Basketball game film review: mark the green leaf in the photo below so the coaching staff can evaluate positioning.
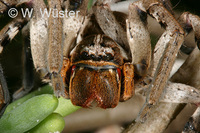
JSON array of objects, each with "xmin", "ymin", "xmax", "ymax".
[
  {"xmin": 0, "ymin": 94, "xmax": 58, "ymax": 133},
  {"xmin": 27, "ymin": 113, "xmax": 65, "ymax": 133},
  {"xmin": 4, "ymin": 85, "xmax": 53, "ymax": 114},
  {"xmin": 54, "ymin": 96, "xmax": 80, "ymax": 117}
]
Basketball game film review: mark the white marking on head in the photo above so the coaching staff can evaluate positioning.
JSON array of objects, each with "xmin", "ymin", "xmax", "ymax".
[
  {"xmin": 83, "ymin": 34, "xmax": 114, "ymax": 56},
  {"xmin": 84, "ymin": 45, "xmax": 114, "ymax": 56}
]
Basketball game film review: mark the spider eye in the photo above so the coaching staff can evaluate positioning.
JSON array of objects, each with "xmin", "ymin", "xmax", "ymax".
[
  {"xmin": 100, "ymin": 43, "xmax": 106, "ymax": 47},
  {"xmin": 107, "ymin": 53, "xmax": 114, "ymax": 60},
  {"xmin": 90, "ymin": 43, "xmax": 95, "ymax": 46},
  {"xmin": 103, "ymin": 53, "xmax": 114, "ymax": 61},
  {"xmin": 81, "ymin": 51, "xmax": 89, "ymax": 60},
  {"xmin": 97, "ymin": 55, "xmax": 103, "ymax": 61},
  {"xmin": 90, "ymin": 54, "xmax": 95, "ymax": 60}
]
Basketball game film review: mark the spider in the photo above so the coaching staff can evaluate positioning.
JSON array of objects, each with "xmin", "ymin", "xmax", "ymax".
[{"xmin": 0, "ymin": 0, "xmax": 200, "ymax": 131}]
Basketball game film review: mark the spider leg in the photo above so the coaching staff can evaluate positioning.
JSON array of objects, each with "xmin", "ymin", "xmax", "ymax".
[
  {"xmin": 62, "ymin": 0, "xmax": 89, "ymax": 57},
  {"xmin": 93, "ymin": 1, "xmax": 132, "ymax": 60},
  {"xmin": 124, "ymin": 49, "xmax": 200, "ymax": 132},
  {"xmin": 0, "ymin": 63, "xmax": 10, "ymax": 117},
  {"xmin": 0, "ymin": 10, "xmax": 31, "ymax": 100},
  {"xmin": 183, "ymin": 107, "xmax": 200, "ymax": 133},
  {"xmin": 0, "ymin": 0, "xmax": 49, "ymax": 100},
  {"xmin": 30, "ymin": 0, "xmax": 48, "ymax": 78},
  {"xmin": 46, "ymin": 0, "xmax": 66, "ymax": 97},
  {"xmin": 126, "ymin": 2, "xmax": 151, "ymax": 77},
  {"xmin": 0, "ymin": 0, "xmax": 32, "ymax": 14},
  {"xmin": 30, "ymin": 0, "xmax": 65, "ymax": 98},
  {"xmin": 171, "ymin": 13, "xmax": 200, "ymax": 85},
  {"xmin": 0, "ymin": 0, "xmax": 10, "ymax": 13},
  {"xmin": 172, "ymin": 13, "xmax": 200, "ymax": 132},
  {"xmin": 178, "ymin": 12, "xmax": 200, "ymax": 50},
  {"xmin": 13, "ymin": 24, "xmax": 34, "ymax": 100},
  {"xmin": 124, "ymin": 9, "xmax": 200, "ymax": 132},
  {"xmin": 0, "ymin": 14, "xmax": 28, "ymax": 53},
  {"xmin": 129, "ymin": 0, "xmax": 184, "ymax": 122}
]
